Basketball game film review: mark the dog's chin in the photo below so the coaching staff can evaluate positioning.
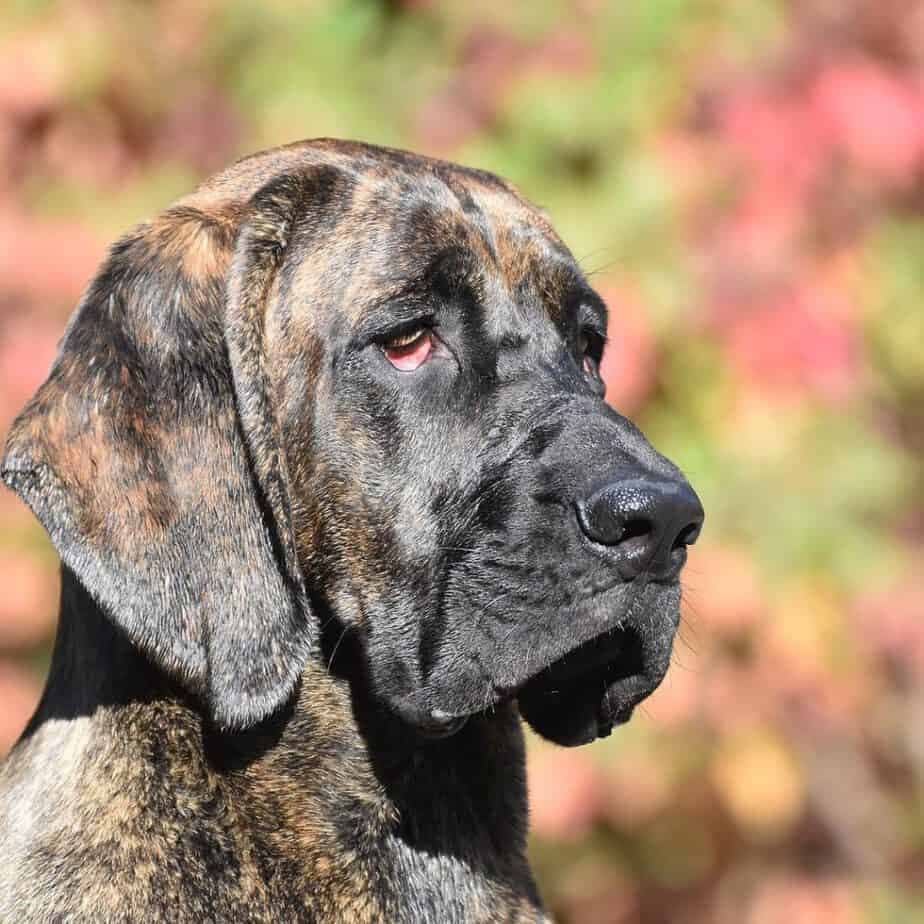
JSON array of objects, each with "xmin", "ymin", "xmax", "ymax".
[{"xmin": 517, "ymin": 624, "xmax": 661, "ymax": 747}]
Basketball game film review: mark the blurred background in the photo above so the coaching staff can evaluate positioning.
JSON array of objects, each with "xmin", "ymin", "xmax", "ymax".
[{"xmin": 0, "ymin": 1, "xmax": 922, "ymax": 921}]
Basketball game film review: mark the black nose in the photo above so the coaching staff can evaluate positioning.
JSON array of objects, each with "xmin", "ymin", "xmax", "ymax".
[{"xmin": 576, "ymin": 477, "xmax": 704, "ymax": 580}]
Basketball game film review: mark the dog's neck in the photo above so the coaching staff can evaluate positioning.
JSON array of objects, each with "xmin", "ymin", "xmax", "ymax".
[{"xmin": 25, "ymin": 570, "xmax": 544, "ymax": 920}]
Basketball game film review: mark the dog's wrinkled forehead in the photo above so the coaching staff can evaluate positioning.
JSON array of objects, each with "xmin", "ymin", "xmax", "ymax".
[{"xmin": 265, "ymin": 161, "xmax": 581, "ymax": 336}]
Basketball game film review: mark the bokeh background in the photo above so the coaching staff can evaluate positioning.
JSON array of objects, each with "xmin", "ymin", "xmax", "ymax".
[{"xmin": 1, "ymin": 1, "xmax": 922, "ymax": 921}]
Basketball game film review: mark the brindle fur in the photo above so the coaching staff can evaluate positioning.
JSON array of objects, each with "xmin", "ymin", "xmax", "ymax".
[{"xmin": 1, "ymin": 140, "xmax": 694, "ymax": 922}]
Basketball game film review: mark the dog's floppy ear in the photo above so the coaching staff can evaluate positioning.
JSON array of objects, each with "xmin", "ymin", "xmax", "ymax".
[{"xmin": 1, "ymin": 169, "xmax": 327, "ymax": 729}]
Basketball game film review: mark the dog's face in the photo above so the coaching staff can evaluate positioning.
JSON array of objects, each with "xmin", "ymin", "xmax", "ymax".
[
  {"xmin": 2, "ymin": 141, "xmax": 701, "ymax": 746},
  {"xmin": 264, "ymin": 153, "xmax": 703, "ymax": 747}
]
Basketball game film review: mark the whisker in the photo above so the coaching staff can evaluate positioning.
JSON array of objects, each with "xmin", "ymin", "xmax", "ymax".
[{"xmin": 327, "ymin": 625, "xmax": 350, "ymax": 670}]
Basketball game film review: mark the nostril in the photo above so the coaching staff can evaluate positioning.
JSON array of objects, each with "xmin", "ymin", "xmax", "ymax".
[
  {"xmin": 618, "ymin": 518, "xmax": 652, "ymax": 545},
  {"xmin": 575, "ymin": 499, "xmax": 655, "ymax": 552},
  {"xmin": 672, "ymin": 521, "xmax": 702, "ymax": 552},
  {"xmin": 614, "ymin": 519, "xmax": 655, "ymax": 562},
  {"xmin": 577, "ymin": 476, "xmax": 704, "ymax": 579}
]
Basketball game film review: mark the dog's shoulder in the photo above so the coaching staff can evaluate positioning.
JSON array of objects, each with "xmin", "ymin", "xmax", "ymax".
[
  {"xmin": 0, "ymin": 714, "xmax": 100, "ymax": 920},
  {"xmin": 0, "ymin": 704, "xmax": 277, "ymax": 922}
]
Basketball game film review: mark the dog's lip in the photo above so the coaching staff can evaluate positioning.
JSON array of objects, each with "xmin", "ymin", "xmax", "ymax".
[
  {"xmin": 515, "ymin": 626, "xmax": 642, "ymax": 707},
  {"xmin": 419, "ymin": 582, "xmax": 681, "ymax": 738},
  {"xmin": 519, "ymin": 626, "xmax": 634, "ymax": 689},
  {"xmin": 514, "ymin": 600, "xmax": 677, "ymax": 746},
  {"xmin": 496, "ymin": 592, "xmax": 648, "ymax": 703}
]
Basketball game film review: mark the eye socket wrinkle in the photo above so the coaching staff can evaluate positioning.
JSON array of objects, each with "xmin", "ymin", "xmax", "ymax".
[
  {"xmin": 350, "ymin": 249, "xmax": 483, "ymax": 349},
  {"xmin": 350, "ymin": 297, "xmax": 435, "ymax": 349},
  {"xmin": 424, "ymin": 246, "xmax": 483, "ymax": 304}
]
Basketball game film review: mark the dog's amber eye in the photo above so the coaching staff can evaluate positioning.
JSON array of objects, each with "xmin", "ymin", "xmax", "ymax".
[{"xmin": 383, "ymin": 327, "xmax": 434, "ymax": 372}]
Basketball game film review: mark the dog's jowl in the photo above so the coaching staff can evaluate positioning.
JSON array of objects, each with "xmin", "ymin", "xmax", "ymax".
[{"xmin": 0, "ymin": 140, "xmax": 703, "ymax": 922}]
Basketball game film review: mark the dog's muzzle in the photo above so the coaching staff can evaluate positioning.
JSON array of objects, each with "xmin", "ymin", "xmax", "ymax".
[{"xmin": 518, "ymin": 470, "xmax": 703, "ymax": 746}]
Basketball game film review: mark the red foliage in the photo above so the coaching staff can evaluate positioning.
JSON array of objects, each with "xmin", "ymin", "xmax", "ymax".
[
  {"xmin": 0, "ymin": 210, "xmax": 104, "ymax": 307},
  {"xmin": 719, "ymin": 285, "xmax": 860, "ymax": 403},
  {"xmin": 811, "ymin": 61, "xmax": 924, "ymax": 185},
  {"xmin": 599, "ymin": 283, "xmax": 658, "ymax": 414}
]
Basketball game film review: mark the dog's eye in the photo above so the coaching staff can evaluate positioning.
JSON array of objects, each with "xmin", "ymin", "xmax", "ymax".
[
  {"xmin": 383, "ymin": 327, "xmax": 435, "ymax": 372},
  {"xmin": 578, "ymin": 329, "xmax": 604, "ymax": 377}
]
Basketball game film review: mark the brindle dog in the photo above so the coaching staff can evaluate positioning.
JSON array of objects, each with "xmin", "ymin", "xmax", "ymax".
[{"xmin": 0, "ymin": 140, "xmax": 703, "ymax": 922}]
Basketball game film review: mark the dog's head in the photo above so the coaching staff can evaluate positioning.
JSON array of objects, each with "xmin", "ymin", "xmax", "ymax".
[{"xmin": 2, "ymin": 140, "xmax": 702, "ymax": 747}]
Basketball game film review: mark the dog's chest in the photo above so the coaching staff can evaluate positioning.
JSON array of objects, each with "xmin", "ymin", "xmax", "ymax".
[{"xmin": 0, "ymin": 712, "xmax": 549, "ymax": 923}]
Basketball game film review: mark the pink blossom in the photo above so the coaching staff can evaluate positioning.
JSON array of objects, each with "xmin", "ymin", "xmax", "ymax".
[
  {"xmin": 745, "ymin": 875, "xmax": 861, "ymax": 924},
  {"xmin": 0, "ymin": 316, "xmax": 62, "ymax": 411},
  {"xmin": 603, "ymin": 753, "xmax": 672, "ymax": 829},
  {"xmin": 528, "ymin": 746, "xmax": 605, "ymax": 840},
  {"xmin": 684, "ymin": 541, "xmax": 766, "ymax": 636},
  {"xmin": 701, "ymin": 662, "xmax": 774, "ymax": 734},
  {"xmin": 415, "ymin": 27, "xmax": 525, "ymax": 152},
  {"xmin": 0, "ymin": 210, "xmax": 104, "ymax": 306},
  {"xmin": 722, "ymin": 283, "xmax": 860, "ymax": 403},
  {"xmin": 527, "ymin": 30, "xmax": 595, "ymax": 78},
  {"xmin": 719, "ymin": 89, "xmax": 829, "ymax": 210},
  {"xmin": 854, "ymin": 573, "xmax": 924, "ymax": 677},
  {"xmin": 812, "ymin": 61, "xmax": 924, "ymax": 184},
  {"xmin": 0, "ymin": 552, "xmax": 58, "ymax": 651},
  {"xmin": 0, "ymin": 32, "xmax": 62, "ymax": 120},
  {"xmin": 645, "ymin": 652, "xmax": 702, "ymax": 728}
]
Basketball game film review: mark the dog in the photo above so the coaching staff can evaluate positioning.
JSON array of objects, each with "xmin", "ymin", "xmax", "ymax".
[{"xmin": 0, "ymin": 139, "xmax": 703, "ymax": 922}]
